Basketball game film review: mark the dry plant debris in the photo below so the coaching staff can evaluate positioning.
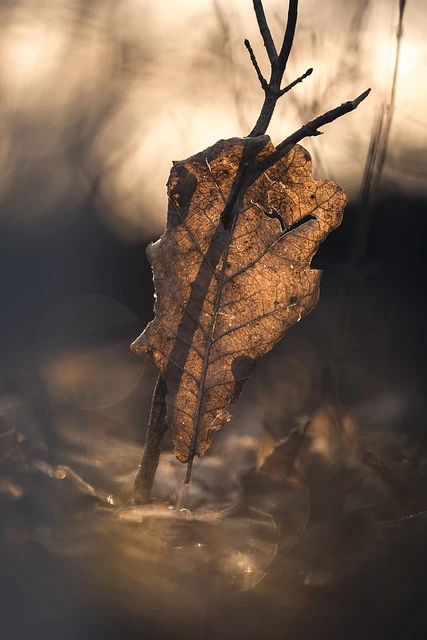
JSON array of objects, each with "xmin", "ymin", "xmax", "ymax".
[
  {"xmin": 131, "ymin": 0, "xmax": 369, "ymax": 498},
  {"xmin": 132, "ymin": 137, "xmax": 346, "ymax": 478}
]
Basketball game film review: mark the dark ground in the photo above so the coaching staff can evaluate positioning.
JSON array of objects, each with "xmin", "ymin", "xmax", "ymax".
[{"xmin": 1, "ymin": 185, "xmax": 427, "ymax": 639}]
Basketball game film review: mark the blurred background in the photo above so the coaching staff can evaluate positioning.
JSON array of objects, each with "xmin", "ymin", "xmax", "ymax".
[{"xmin": 1, "ymin": 0, "xmax": 427, "ymax": 639}]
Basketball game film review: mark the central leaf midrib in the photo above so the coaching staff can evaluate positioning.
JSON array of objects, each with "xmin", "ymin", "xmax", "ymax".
[{"xmin": 184, "ymin": 214, "xmax": 238, "ymax": 484}]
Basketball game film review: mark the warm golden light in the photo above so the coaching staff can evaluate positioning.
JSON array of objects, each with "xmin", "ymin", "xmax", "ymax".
[{"xmin": 0, "ymin": 0, "xmax": 424, "ymax": 240}]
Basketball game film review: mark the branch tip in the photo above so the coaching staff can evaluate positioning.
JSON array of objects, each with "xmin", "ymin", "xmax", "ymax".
[
  {"xmin": 279, "ymin": 66, "xmax": 313, "ymax": 96},
  {"xmin": 351, "ymin": 88, "xmax": 371, "ymax": 108},
  {"xmin": 275, "ymin": 86, "xmax": 371, "ymax": 156},
  {"xmin": 244, "ymin": 37, "xmax": 268, "ymax": 91}
]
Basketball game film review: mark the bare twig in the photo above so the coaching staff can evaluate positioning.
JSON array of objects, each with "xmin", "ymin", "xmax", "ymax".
[
  {"xmin": 247, "ymin": 0, "xmax": 369, "ymax": 142},
  {"xmin": 134, "ymin": 1, "xmax": 371, "ymax": 504},
  {"xmin": 253, "ymin": 0, "xmax": 278, "ymax": 62},
  {"xmin": 277, "ymin": 0, "xmax": 298, "ymax": 69},
  {"xmin": 248, "ymin": 0, "xmax": 301, "ymax": 136},
  {"xmin": 276, "ymin": 88, "xmax": 371, "ymax": 153},
  {"xmin": 252, "ymin": 89, "xmax": 371, "ymax": 177},
  {"xmin": 134, "ymin": 376, "xmax": 168, "ymax": 504},
  {"xmin": 279, "ymin": 67, "xmax": 312, "ymax": 96},
  {"xmin": 244, "ymin": 39, "xmax": 268, "ymax": 91},
  {"xmin": 349, "ymin": 0, "xmax": 406, "ymax": 269}
]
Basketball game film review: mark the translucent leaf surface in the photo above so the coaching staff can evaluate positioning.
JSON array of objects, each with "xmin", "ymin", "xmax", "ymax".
[{"xmin": 132, "ymin": 136, "xmax": 347, "ymax": 464}]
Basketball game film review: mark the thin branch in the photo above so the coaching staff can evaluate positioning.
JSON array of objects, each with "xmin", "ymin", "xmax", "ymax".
[
  {"xmin": 276, "ymin": 89, "xmax": 371, "ymax": 155},
  {"xmin": 279, "ymin": 67, "xmax": 312, "ymax": 96},
  {"xmin": 253, "ymin": 0, "xmax": 278, "ymax": 63},
  {"xmin": 134, "ymin": 375, "xmax": 168, "ymax": 504},
  {"xmin": 251, "ymin": 88, "xmax": 371, "ymax": 178},
  {"xmin": 244, "ymin": 39, "xmax": 269, "ymax": 91},
  {"xmin": 277, "ymin": 0, "xmax": 298, "ymax": 70},
  {"xmin": 349, "ymin": 0, "xmax": 406, "ymax": 270},
  {"xmin": 134, "ymin": 1, "xmax": 371, "ymax": 504},
  {"xmin": 248, "ymin": 0, "xmax": 303, "ymax": 136}
]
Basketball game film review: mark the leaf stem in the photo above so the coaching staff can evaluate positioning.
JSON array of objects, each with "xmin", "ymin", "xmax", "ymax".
[{"xmin": 134, "ymin": 375, "xmax": 168, "ymax": 504}]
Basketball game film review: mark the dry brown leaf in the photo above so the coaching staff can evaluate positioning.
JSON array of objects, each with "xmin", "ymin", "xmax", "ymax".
[{"xmin": 131, "ymin": 136, "xmax": 347, "ymax": 466}]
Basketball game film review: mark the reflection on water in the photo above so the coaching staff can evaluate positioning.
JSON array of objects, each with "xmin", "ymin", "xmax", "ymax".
[
  {"xmin": 0, "ymin": 422, "xmax": 285, "ymax": 628},
  {"xmin": 3, "ymin": 380, "xmax": 427, "ymax": 640},
  {"xmin": 1, "ymin": 281, "xmax": 427, "ymax": 638},
  {"xmin": 26, "ymin": 458, "xmax": 280, "ymax": 603},
  {"xmin": 102, "ymin": 502, "xmax": 278, "ymax": 594},
  {"xmin": 2, "ymin": 349, "xmax": 427, "ymax": 640}
]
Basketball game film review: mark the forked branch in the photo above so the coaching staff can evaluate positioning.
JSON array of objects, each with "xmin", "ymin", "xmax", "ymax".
[
  {"xmin": 248, "ymin": 0, "xmax": 302, "ymax": 136},
  {"xmin": 133, "ymin": 0, "xmax": 370, "ymax": 505},
  {"xmin": 246, "ymin": 0, "xmax": 369, "ymax": 140}
]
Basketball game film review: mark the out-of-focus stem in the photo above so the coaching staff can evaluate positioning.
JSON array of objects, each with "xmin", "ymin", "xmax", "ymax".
[{"xmin": 134, "ymin": 376, "xmax": 168, "ymax": 504}]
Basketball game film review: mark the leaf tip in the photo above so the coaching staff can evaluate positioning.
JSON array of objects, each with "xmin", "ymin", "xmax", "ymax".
[{"xmin": 130, "ymin": 335, "xmax": 145, "ymax": 355}]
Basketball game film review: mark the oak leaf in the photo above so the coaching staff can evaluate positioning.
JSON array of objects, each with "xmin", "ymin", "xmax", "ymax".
[{"xmin": 131, "ymin": 136, "xmax": 347, "ymax": 467}]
